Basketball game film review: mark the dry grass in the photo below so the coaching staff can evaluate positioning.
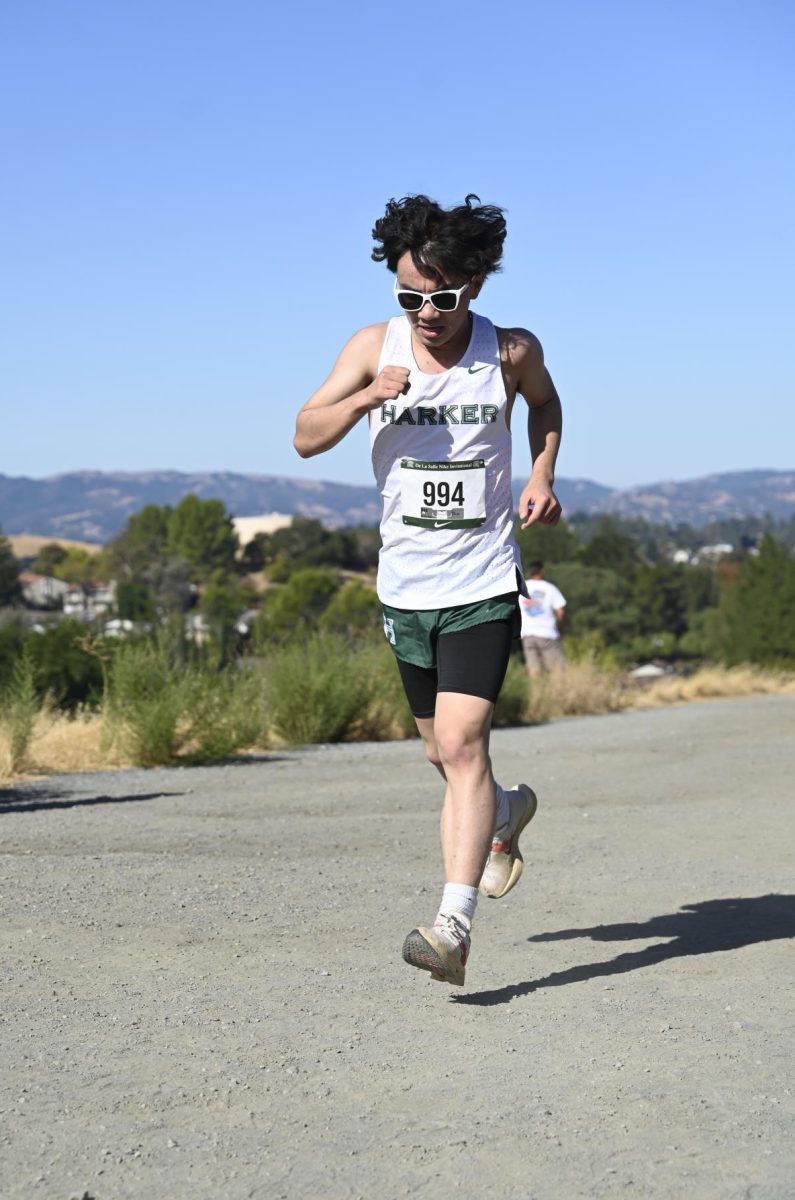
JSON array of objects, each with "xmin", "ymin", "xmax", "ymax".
[
  {"xmin": 0, "ymin": 708, "xmax": 131, "ymax": 782},
  {"xmin": 8, "ymin": 534, "xmax": 103, "ymax": 559},
  {"xmin": 630, "ymin": 664, "xmax": 795, "ymax": 707},
  {"xmin": 525, "ymin": 655, "xmax": 629, "ymax": 721},
  {"xmin": 2, "ymin": 662, "xmax": 793, "ymax": 786}
]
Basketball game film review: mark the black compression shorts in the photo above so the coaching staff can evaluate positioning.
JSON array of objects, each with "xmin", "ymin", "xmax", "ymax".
[{"xmin": 395, "ymin": 619, "xmax": 515, "ymax": 718}]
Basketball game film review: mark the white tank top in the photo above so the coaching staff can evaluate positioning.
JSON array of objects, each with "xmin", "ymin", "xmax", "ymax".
[{"xmin": 370, "ymin": 313, "xmax": 522, "ymax": 609}]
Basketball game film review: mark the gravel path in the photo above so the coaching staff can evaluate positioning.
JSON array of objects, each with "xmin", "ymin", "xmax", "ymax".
[{"xmin": 2, "ymin": 694, "xmax": 794, "ymax": 1200}]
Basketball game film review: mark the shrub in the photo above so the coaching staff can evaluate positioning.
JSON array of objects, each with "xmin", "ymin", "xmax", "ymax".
[
  {"xmin": 527, "ymin": 654, "xmax": 627, "ymax": 719},
  {"xmin": 104, "ymin": 637, "xmax": 266, "ymax": 766},
  {"xmin": 254, "ymin": 568, "xmax": 341, "ymax": 643},
  {"xmin": 0, "ymin": 650, "xmax": 40, "ymax": 774},
  {"xmin": 262, "ymin": 632, "xmax": 377, "ymax": 745},
  {"xmin": 493, "ymin": 657, "xmax": 531, "ymax": 726},
  {"xmin": 319, "ymin": 580, "xmax": 383, "ymax": 637},
  {"xmin": 179, "ymin": 668, "xmax": 266, "ymax": 764},
  {"xmin": 347, "ymin": 636, "xmax": 417, "ymax": 741},
  {"xmin": 104, "ymin": 640, "xmax": 187, "ymax": 766},
  {"xmin": 31, "ymin": 620, "xmax": 105, "ymax": 711}
]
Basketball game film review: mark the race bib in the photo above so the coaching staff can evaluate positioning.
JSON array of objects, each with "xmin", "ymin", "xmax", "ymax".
[{"xmin": 400, "ymin": 458, "xmax": 486, "ymax": 529}]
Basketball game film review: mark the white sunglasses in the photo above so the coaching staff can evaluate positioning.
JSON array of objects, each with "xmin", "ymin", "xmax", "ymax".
[{"xmin": 393, "ymin": 278, "xmax": 471, "ymax": 313}]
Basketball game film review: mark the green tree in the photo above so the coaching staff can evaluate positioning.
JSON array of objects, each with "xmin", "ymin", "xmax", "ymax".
[
  {"xmin": 166, "ymin": 495, "xmax": 238, "ymax": 581},
  {"xmin": 0, "ymin": 620, "xmax": 27, "ymax": 684},
  {"xmin": 515, "ymin": 518, "xmax": 580, "ymax": 569},
  {"xmin": 319, "ymin": 580, "xmax": 382, "ymax": 635},
  {"xmin": 254, "ymin": 567, "xmax": 341, "ymax": 643},
  {"xmin": 0, "ymin": 531, "xmax": 21, "ymax": 606},
  {"xmin": 550, "ymin": 562, "xmax": 638, "ymax": 647},
  {"xmin": 245, "ymin": 519, "xmax": 381, "ymax": 577},
  {"xmin": 51, "ymin": 547, "xmax": 97, "ymax": 586},
  {"xmin": 267, "ymin": 517, "xmax": 345, "ymax": 572},
  {"xmin": 240, "ymin": 531, "xmax": 271, "ymax": 573},
  {"xmin": 104, "ymin": 504, "xmax": 171, "ymax": 580},
  {"xmin": 632, "ymin": 563, "xmax": 691, "ymax": 638},
  {"xmin": 31, "ymin": 542, "xmax": 68, "ymax": 576},
  {"xmin": 116, "ymin": 580, "xmax": 155, "ymax": 622},
  {"xmin": 345, "ymin": 525, "xmax": 381, "ymax": 571},
  {"xmin": 31, "ymin": 621, "xmax": 106, "ymax": 710},
  {"xmin": 200, "ymin": 571, "xmax": 250, "ymax": 665},
  {"xmin": 580, "ymin": 517, "xmax": 644, "ymax": 580},
  {"xmin": 719, "ymin": 535, "xmax": 795, "ymax": 665}
]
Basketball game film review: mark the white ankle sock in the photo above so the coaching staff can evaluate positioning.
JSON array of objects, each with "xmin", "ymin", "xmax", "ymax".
[
  {"xmin": 494, "ymin": 782, "xmax": 511, "ymax": 832},
  {"xmin": 438, "ymin": 883, "xmax": 478, "ymax": 925}
]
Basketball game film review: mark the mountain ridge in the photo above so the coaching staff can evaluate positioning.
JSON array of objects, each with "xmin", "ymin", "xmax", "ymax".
[{"xmin": 1, "ymin": 468, "xmax": 794, "ymax": 543}]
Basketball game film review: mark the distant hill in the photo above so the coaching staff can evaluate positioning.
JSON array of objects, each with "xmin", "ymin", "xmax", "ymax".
[{"xmin": 1, "ymin": 468, "xmax": 794, "ymax": 544}]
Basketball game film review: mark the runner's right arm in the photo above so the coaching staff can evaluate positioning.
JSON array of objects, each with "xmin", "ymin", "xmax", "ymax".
[{"xmin": 294, "ymin": 324, "xmax": 410, "ymax": 458}]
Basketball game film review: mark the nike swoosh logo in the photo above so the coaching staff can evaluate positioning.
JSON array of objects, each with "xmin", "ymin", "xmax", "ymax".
[{"xmin": 468, "ymin": 365, "xmax": 488, "ymax": 374}]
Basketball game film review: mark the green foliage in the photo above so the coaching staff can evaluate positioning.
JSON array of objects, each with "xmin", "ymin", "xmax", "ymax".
[
  {"xmin": 580, "ymin": 517, "xmax": 644, "ymax": 579},
  {"xmin": 0, "ymin": 531, "xmax": 21, "ymax": 606},
  {"xmin": 677, "ymin": 607, "xmax": 726, "ymax": 660},
  {"xmin": 563, "ymin": 629, "xmax": 622, "ymax": 670},
  {"xmin": 318, "ymin": 580, "xmax": 382, "ymax": 635},
  {"xmin": 106, "ymin": 497, "xmax": 238, "ymax": 593},
  {"xmin": 632, "ymin": 563, "xmax": 690, "ymax": 638},
  {"xmin": 31, "ymin": 542, "xmax": 68, "ymax": 576},
  {"xmin": 244, "ymin": 517, "xmax": 381, "ymax": 577},
  {"xmin": 166, "ymin": 495, "xmax": 238, "ymax": 581},
  {"xmin": 492, "ymin": 657, "xmax": 531, "ymax": 726},
  {"xmin": 514, "ymin": 518, "xmax": 580, "ymax": 569},
  {"xmin": 550, "ymin": 562, "xmax": 638, "ymax": 645},
  {"xmin": 0, "ymin": 648, "xmax": 40, "ymax": 772},
  {"xmin": 625, "ymin": 631, "xmax": 680, "ymax": 662},
  {"xmin": 116, "ymin": 580, "xmax": 155, "ymax": 622},
  {"xmin": 263, "ymin": 632, "xmax": 373, "ymax": 745},
  {"xmin": 104, "ymin": 504, "xmax": 171, "ymax": 579},
  {"xmin": 347, "ymin": 637, "xmax": 417, "ymax": 740},
  {"xmin": 0, "ymin": 620, "xmax": 27, "ymax": 683},
  {"xmin": 50, "ymin": 547, "xmax": 97, "ymax": 585},
  {"xmin": 30, "ymin": 620, "xmax": 106, "ymax": 711},
  {"xmin": 200, "ymin": 570, "xmax": 251, "ymax": 665},
  {"xmin": 254, "ymin": 567, "xmax": 341, "ymax": 643},
  {"xmin": 103, "ymin": 639, "xmax": 185, "ymax": 766},
  {"xmin": 719, "ymin": 535, "xmax": 795, "ymax": 666},
  {"xmin": 178, "ymin": 669, "xmax": 266, "ymax": 765},
  {"xmin": 571, "ymin": 513, "xmax": 675, "ymax": 563},
  {"xmin": 104, "ymin": 636, "xmax": 265, "ymax": 766},
  {"xmin": 0, "ymin": 619, "xmax": 104, "ymax": 712},
  {"xmin": 240, "ymin": 532, "xmax": 270, "ymax": 573}
]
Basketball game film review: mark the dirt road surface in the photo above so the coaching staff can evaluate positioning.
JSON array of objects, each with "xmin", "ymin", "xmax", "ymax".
[{"xmin": 2, "ymin": 694, "xmax": 794, "ymax": 1200}]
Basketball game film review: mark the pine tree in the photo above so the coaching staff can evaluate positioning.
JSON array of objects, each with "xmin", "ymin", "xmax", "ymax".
[{"xmin": 720, "ymin": 535, "xmax": 795, "ymax": 665}]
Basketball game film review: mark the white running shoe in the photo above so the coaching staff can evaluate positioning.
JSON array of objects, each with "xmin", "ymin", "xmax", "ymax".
[
  {"xmin": 402, "ymin": 912, "xmax": 471, "ymax": 987},
  {"xmin": 479, "ymin": 783, "xmax": 538, "ymax": 899}
]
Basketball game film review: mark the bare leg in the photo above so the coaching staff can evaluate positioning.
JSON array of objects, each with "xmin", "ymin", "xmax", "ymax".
[
  {"xmin": 415, "ymin": 714, "xmax": 446, "ymax": 783},
  {"xmin": 432, "ymin": 692, "xmax": 496, "ymax": 887},
  {"xmin": 416, "ymin": 708, "xmax": 501, "ymax": 883}
]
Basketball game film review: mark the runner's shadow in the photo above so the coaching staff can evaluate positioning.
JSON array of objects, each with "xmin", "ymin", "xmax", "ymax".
[
  {"xmin": 455, "ymin": 894, "xmax": 795, "ymax": 1006},
  {"xmin": 0, "ymin": 789, "xmax": 185, "ymax": 815}
]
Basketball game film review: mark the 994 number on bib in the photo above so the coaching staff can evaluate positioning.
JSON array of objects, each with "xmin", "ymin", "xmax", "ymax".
[{"xmin": 400, "ymin": 458, "xmax": 486, "ymax": 529}]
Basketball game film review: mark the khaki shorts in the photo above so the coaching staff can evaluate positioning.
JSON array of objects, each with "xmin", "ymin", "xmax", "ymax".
[{"xmin": 521, "ymin": 635, "xmax": 564, "ymax": 673}]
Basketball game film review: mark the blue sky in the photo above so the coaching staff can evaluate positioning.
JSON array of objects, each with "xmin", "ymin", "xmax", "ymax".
[{"xmin": 2, "ymin": 0, "xmax": 793, "ymax": 493}]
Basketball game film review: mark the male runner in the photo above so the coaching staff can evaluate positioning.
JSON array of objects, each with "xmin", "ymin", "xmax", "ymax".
[{"xmin": 294, "ymin": 194, "xmax": 562, "ymax": 986}]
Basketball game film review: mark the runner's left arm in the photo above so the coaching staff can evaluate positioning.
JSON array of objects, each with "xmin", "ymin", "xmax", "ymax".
[{"xmin": 510, "ymin": 330, "xmax": 563, "ymax": 528}]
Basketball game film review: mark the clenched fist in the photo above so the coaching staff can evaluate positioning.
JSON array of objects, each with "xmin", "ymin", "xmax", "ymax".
[{"xmin": 365, "ymin": 365, "xmax": 411, "ymax": 408}]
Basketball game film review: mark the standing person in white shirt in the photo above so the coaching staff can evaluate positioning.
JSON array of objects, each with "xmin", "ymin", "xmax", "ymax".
[
  {"xmin": 294, "ymin": 194, "xmax": 563, "ymax": 987},
  {"xmin": 519, "ymin": 560, "xmax": 567, "ymax": 673}
]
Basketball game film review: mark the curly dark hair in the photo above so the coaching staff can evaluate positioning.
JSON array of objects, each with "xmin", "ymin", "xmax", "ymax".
[{"xmin": 371, "ymin": 193, "xmax": 507, "ymax": 284}]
